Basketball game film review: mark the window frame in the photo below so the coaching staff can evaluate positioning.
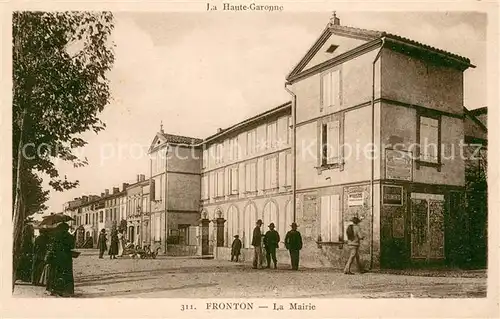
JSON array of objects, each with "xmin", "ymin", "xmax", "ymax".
[
  {"xmin": 317, "ymin": 113, "xmax": 344, "ymax": 172},
  {"xmin": 320, "ymin": 67, "xmax": 342, "ymax": 112},
  {"xmin": 416, "ymin": 110, "xmax": 442, "ymax": 171}
]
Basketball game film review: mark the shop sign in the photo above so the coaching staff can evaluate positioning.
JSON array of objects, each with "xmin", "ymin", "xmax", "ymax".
[
  {"xmin": 386, "ymin": 149, "xmax": 413, "ymax": 181},
  {"xmin": 347, "ymin": 188, "xmax": 364, "ymax": 207},
  {"xmin": 383, "ymin": 185, "xmax": 403, "ymax": 206}
]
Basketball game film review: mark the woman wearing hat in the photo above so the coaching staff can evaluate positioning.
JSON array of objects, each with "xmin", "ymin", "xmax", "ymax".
[{"xmin": 97, "ymin": 229, "xmax": 107, "ymax": 259}]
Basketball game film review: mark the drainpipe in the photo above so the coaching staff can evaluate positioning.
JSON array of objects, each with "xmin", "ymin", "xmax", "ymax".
[
  {"xmin": 149, "ymin": 156, "xmax": 152, "ymax": 247},
  {"xmin": 164, "ymin": 145, "xmax": 169, "ymax": 255},
  {"xmin": 284, "ymin": 83, "xmax": 297, "ymax": 222},
  {"xmin": 370, "ymin": 37, "xmax": 385, "ymax": 269}
]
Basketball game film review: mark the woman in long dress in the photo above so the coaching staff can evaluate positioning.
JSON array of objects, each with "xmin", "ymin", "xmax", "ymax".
[
  {"xmin": 45, "ymin": 222, "xmax": 75, "ymax": 297},
  {"xmin": 117, "ymin": 232, "xmax": 124, "ymax": 257},
  {"xmin": 31, "ymin": 228, "xmax": 51, "ymax": 286},
  {"xmin": 108, "ymin": 229, "xmax": 119, "ymax": 259},
  {"xmin": 97, "ymin": 229, "xmax": 107, "ymax": 259}
]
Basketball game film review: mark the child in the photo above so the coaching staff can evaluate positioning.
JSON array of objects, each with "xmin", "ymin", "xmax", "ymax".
[{"xmin": 231, "ymin": 235, "xmax": 242, "ymax": 262}]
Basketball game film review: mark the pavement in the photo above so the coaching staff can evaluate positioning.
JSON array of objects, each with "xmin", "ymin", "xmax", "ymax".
[{"xmin": 12, "ymin": 249, "xmax": 487, "ymax": 298}]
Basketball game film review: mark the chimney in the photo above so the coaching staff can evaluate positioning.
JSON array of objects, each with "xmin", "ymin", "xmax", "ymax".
[
  {"xmin": 82, "ymin": 196, "xmax": 88, "ymax": 202},
  {"xmin": 101, "ymin": 192, "xmax": 105, "ymax": 197},
  {"xmin": 105, "ymin": 189, "xmax": 109, "ymax": 196},
  {"xmin": 330, "ymin": 12, "xmax": 340, "ymax": 26},
  {"xmin": 122, "ymin": 183, "xmax": 129, "ymax": 191},
  {"xmin": 137, "ymin": 175, "xmax": 140, "ymax": 182},
  {"xmin": 140, "ymin": 174, "xmax": 146, "ymax": 182},
  {"xmin": 113, "ymin": 187, "xmax": 119, "ymax": 194},
  {"xmin": 217, "ymin": 128, "xmax": 223, "ymax": 133}
]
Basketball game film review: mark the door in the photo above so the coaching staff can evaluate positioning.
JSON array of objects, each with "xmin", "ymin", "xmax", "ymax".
[{"xmin": 410, "ymin": 193, "xmax": 445, "ymax": 260}]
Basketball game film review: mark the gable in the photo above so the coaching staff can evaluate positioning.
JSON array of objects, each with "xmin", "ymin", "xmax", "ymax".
[
  {"xmin": 303, "ymin": 33, "xmax": 368, "ymax": 72},
  {"xmin": 148, "ymin": 133, "xmax": 167, "ymax": 153}
]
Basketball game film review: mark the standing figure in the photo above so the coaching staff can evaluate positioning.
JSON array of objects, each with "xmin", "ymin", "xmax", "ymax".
[
  {"xmin": 108, "ymin": 228, "xmax": 119, "ymax": 259},
  {"xmin": 343, "ymin": 216, "xmax": 365, "ymax": 274},
  {"xmin": 285, "ymin": 222, "xmax": 303, "ymax": 270},
  {"xmin": 31, "ymin": 228, "xmax": 51, "ymax": 286},
  {"xmin": 251, "ymin": 219, "xmax": 263, "ymax": 269},
  {"xmin": 97, "ymin": 229, "xmax": 107, "ymax": 259},
  {"xmin": 264, "ymin": 223, "xmax": 280, "ymax": 269},
  {"xmin": 117, "ymin": 232, "xmax": 124, "ymax": 257},
  {"xmin": 16, "ymin": 224, "xmax": 35, "ymax": 283},
  {"xmin": 231, "ymin": 235, "xmax": 242, "ymax": 262},
  {"xmin": 45, "ymin": 223, "xmax": 75, "ymax": 297}
]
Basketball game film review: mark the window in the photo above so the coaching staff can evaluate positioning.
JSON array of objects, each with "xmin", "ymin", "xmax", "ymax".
[
  {"xmin": 142, "ymin": 196, "xmax": 148, "ymax": 213},
  {"xmin": 178, "ymin": 224, "xmax": 189, "ymax": 245},
  {"xmin": 320, "ymin": 195, "xmax": 341, "ymax": 242},
  {"xmin": 229, "ymin": 167, "xmax": 238, "ymax": 195},
  {"xmin": 201, "ymin": 175, "xmax": 209, "ymax": 199},
  {"xmin": 321, "ymin": 120, "xmax": 341, "ymax": 166},
  {"xmin": 285, "ymin": 152, "xmax": 292, "ymax": 186},
  {"xmin": 229, "ymin": 137, "xmax": 238, "ymax": 161},
  {"xmin": 247, "ymin": 130, "xmax": 256, "ymax": 155},
  {"xmin": 215, "ymin": 143, "xmax": 224, "ymax": 164},
  {"xmin": 419, "ymin": 116, "xmax": 439, "ymax": 164},
  {"xmin": 264, "ymin": 156, "xmax": 278, "ymax": 189},
  {"xmin": 154, "ymin": 214, "xmax": 161, "ymax": 241},
  {"xmin": 216, "ymin": 170, "xmax": 224, "ymax": 197},
  {"xmin": 266, "ymin": 121, "xmax": 277, "ymax": 149},
  {"xmin": 202, "ymin": 149, "xmax": 208, "ymax": 169},
  {"xmin": 245, "ymin": 162, "xmax": 257, "ymax": 192},
  {"xmin": 321, "ymin": 69, "xmax": 341, "ymax": 111},
  {"xmin": 99, "ymin": 211, "xmax": 103, "ymax": 223},
  {"xmin": 154, "ymin": 176, "xmax": 162, "ymax": 200}
]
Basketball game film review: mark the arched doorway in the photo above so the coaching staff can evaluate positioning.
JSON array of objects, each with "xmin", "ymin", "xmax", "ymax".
[
  {"xmin": 263, "ymin": 200, "xmax": 279, "ymax": 235},
  {"xmin": 226, "ymin": 205, "xmax": 239, "ymax": 248},
  {"xmin": 128, "ymin": 226, "xmax": 135, "ymax": 244},
  {"xmin": 243, "ymin": 202, "xmax": 257, "ymax": 248}
]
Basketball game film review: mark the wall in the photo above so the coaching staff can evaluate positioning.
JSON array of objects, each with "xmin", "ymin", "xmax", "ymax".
[
  {"xmin": 168, "ymin": 146, "xmax": 201, "ymax": 174},
  {"xmin": 380, "ymin": 103, "xmax": 465, "ymax": 186},
  {"xmin": 167, "ymin": 173, "xmax": 200, "ymax": 212},
  {"xmin": 294, "ymin": 49, "xmax": 380, "ymax": 124},
  {"xmin": 381, "ymin": 49, "xmax": 464, "ymax": 115}
]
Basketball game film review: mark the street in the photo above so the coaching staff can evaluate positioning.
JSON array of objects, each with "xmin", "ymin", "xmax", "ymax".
[{"xmin": 13, "ymin": 250, "xmax": 487, "ymax": 298}]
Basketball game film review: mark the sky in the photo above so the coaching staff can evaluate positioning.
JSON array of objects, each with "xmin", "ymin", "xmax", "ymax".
[{"xmin": 41, "ymin": 11, "xmax": 487, "ymax": 215}]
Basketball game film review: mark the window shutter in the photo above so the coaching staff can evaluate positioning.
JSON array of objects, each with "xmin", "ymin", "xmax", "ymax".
[
  {"xmin": 330, "ymin": 194, "xmax": 340, "ymax": 242},
  {"xmin": 321, "ymin": 196, "xmax": 331, "ymax": 242},
  {"xmin": 327, "ymin": 121, "xmax": 340, "ymax": 164},
  {"xmin": 271, "ymin": 157, "xmax": 278, "ymax": 188},
  {"xmin": 322, "ymin": 72, "xmax": 332, "ymax": 108},
  {"xmin": 332, "ymin": 70, "xmax": 340, "ymax": 110},
  {"xmin": 251, "ymin": 163, "xmax": 256, "ymax": 191},
  {"xmin": 231, "ymin": 167, "xmax": 238, "ymax": 193}
]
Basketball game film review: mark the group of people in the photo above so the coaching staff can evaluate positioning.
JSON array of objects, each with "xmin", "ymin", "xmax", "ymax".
[
  {"xmin": 230, "ymin": 220, "xmax": 303, "ymax": 270},
  {"xmin": 230, "ymin": 216, "xmax": 365, "ymax": 274},
  {"xmin": 16, "ymin": 222, "xmax": 76, "ymax": 297},
  {"xmin": 97, "ymin": 227, "xmax": 125, "ymax": 259}
]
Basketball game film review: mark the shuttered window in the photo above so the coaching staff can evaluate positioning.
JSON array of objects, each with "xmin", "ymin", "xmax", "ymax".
[
  {"xmin": 321, "ymin": 69, "xmax": 341, "ymax": 111},
  {"xmin": 247, "ymin": 130, "xmax": 256, "ymax": 155},
  {"xmin": 419, "ymin": 116, "xmax": 439, "ymax": 163},
  {"xmin": 216, "ymin": 170, "xmax": 224, "ymax": 197},
  {"xmin": 229, "ymin": 167, "xmax": 239, "ymax": 194},
  {"xmin": 320, "ymin": 195, "xmax": 341, "ymax": 242},
  {"xmin": 267, "ymin": 121, "xmax": 277, "ymax": 149},
  {"xmin": 264, "ymin": 156, "xmax": 278, "ymax": 189},
  {"xmin": 201, "ymin": 175, "xmax": 209, "ymax": 199},
  {"xmin": 245, "ymin": 162, "xmax": 256, "ymax": 192},
  {"xmin": 321, "ymin": 120, "xmax": 341, "ymax": 166}
]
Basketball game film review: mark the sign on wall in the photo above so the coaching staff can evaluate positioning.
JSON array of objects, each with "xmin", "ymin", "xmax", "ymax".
[
  {"xmin": 385, "ymin": 149, "xmax": 413, "ymax": 181},
  {"xmin": 347, "ymin": 191, "xmax": 364, "ymax": 207},
  {"xmin": 383, "ymin": 185, "xmax": 403, "ymax": 206}
]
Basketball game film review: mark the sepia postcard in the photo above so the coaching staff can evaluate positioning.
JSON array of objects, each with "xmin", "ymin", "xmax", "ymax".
[{"xmin": 0, "ymin": 1, "xmax": 498, "ymax": 318}]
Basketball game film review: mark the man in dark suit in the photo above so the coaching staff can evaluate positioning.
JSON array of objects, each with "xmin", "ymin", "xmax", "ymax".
[
  {"xmin": 264, "ymin": 223, "xmax": 280, "ymax": 269},
  {"xmin": 251, "ymin": 219, "xmax": 263, "ymax": 269},
  {"xmin": 285, "ymin": 222, "xmax": 303, "ymax": 270}
]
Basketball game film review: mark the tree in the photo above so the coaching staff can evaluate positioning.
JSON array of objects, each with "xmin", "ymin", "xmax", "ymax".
[{"xmin": 12, "ymin": 11, "xmax": 115, "ymax": 290}]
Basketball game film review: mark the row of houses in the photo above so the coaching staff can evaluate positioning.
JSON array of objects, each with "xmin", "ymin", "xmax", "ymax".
[{"xmin": 64, "ymin": 15, "xmax": 488, "ymax": 269}]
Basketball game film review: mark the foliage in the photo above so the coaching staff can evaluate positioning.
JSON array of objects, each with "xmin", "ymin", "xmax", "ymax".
[{"xmin": 13, "ymin": 11, "xmax": 115, "ymax": 194}]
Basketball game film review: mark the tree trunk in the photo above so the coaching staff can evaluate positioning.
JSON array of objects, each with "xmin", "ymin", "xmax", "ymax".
[{"xmin": 12, "ymin": 108, "xmax": 26, "ymax": 292}]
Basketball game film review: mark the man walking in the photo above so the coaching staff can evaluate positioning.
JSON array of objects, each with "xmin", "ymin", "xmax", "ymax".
[
  {"xmin": 251, "ymin": 219, "xmax": 263, "ymax": 269},
  {"xmin": 264, "ymin": 223, "xmax": 280, "ymax": 269},
  {"xmin": 344, "ymin": 216, "xmax": 364, "ymax": 274},
  {"xmin": 285, "ymin": 222, "xmax": 303, "ymax": 270}
]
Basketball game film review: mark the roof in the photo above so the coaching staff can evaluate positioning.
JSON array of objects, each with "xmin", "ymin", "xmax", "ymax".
[
  {"xmin": 159, "ymin": 133, "xmax": 203, "ymax": 145},
  {"xmin": 464, "ymin": 106, "xmax": 487, "ymax": 133},
  {"xmin": 287, "ymin": 22, "xmax": 474, "ymax": 81},
  {"xmin": 469, "ymin": 107, "xmax": 487, "ymax": 116},
  {"xmin": 202, "ymin": 101, "xmax": 291, "ymax": 143}
]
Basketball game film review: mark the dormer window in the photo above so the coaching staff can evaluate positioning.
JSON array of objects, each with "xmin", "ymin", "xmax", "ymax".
[{"xmin": 326, "ymin": 44, "xmax": 338, "ymax": 53}]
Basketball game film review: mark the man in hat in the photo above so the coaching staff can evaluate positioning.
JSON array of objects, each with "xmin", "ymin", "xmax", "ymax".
[
  {"xmin": 251, "ymin": 219, "xmax": 264, "ymax": 269},
  {"xmin": 264, "ymin": 223, "xmax": 280, "ymax": 269},
  {"xmin": 344, "ymin": 216, "xmax": 365, "ymax": 274},
  {"xmin": 285, "ymin": 222, "xmax": 303, "ymax": 270},
  {"xmin": 231, "ymin": 234, "xmax": 242, "ymax": 262}
]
